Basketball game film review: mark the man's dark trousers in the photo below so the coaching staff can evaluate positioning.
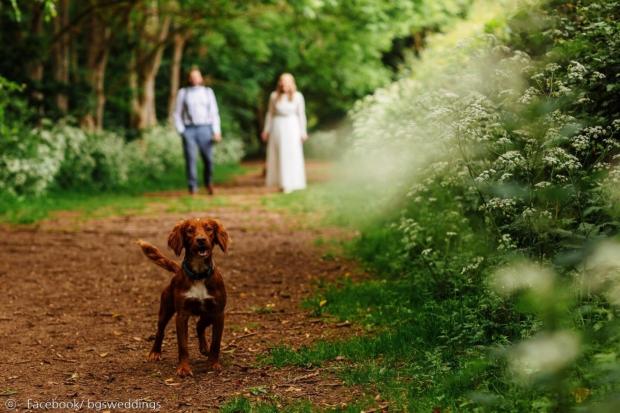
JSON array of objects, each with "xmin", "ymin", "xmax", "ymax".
[{"xmin": 181, "ymin": 124, "xmax": 213, "ymax": 192}]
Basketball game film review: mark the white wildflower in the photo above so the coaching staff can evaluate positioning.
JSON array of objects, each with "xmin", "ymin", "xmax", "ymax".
[
  {"xmin": 490, "ymin": 260, "xmax": 555, "ymax": 296},
  {"xmin": 545, "ymin": 63, "xmax": 561, "ymax": 73},
  {"xmin": 543, "ymin": 148, "xmax": 582, "ymax": 171},
  {"xmin": 509, "ymin": 331, "xmax": 580, "ymax": 381},
  {"xmin": 567, "ymin": 61, "xmax": 587, "ymax": 81},
  {"xmin": 499, "ymin": 172, "xmax": 513, "ymax": 182},
  {"xmin": 519, "ymin": 87, "xmax": 539, "ymax": 104},
  {"xmin": 571, "ymin": 134, "xmax": 590, "ymax": 153},
  {"xmin": 486, "ymin": 197, "xmax": 517, "ymax": 215},
  {"xmin": 461, "ymin": 256, "xmax": 485, "ymax": 274},
  {"xmin": 583, "ymin": 241, "xmax": 620, "ymax": 306},
  {"xmin": 534, "ymin": 181, "xmax": 552, "ymax": 189}
]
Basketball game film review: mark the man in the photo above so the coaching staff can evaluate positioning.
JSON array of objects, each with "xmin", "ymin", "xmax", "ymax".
[{"xmin": 173, "ymin": 67, "xmax": 222, "ymax": 195}]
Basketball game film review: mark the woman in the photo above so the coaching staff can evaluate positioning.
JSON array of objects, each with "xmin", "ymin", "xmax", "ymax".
[
  {"xmin": 261, "ymin": 73, "xmax": 308, "ymax": 193},
  {"xmin": 173, "ymin": 67, "xmax": 222, "ymax": 195}
]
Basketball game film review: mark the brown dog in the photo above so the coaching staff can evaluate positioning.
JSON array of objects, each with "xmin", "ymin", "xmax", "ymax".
[{"xmin": 137, "ymin": 218, "xmax": 229, "ymax": 377}]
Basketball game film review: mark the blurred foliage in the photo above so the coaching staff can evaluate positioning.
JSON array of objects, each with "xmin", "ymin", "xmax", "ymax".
[
  {"xmin": 0, "ymin": 0, "xmax": 472, "ymax": 145},
  {"xmin": 262, "ymin": 0, "xmax": 620, "ymax": 411},
  {"xmin": 195, "ymin": 0, "xmax": 472, "ymax": 135},
  {"xmin": 0, "ymin": 76, "xmax": 31, "ymax": 136}
]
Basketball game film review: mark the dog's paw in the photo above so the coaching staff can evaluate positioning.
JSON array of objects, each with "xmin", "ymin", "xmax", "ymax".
[
  {"xmin": 176, "ymin": 363, "xmax": 194, "ymax": 377},
  {"xmin": 208, "ymin": 360, "xmax": 222, "ymax": 371},
  {"xmin": 147, "ymin": 351, "xmax": 162, "ymax": 362}
]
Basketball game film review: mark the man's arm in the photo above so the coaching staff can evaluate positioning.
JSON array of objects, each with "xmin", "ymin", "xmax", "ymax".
[
  {"xmin": 173, "ymin": 88, "xmax": 186, "ymax": 134},
  {"xmin": 208, "ymin": 88, "xmax": 222, "ymax": 141}
]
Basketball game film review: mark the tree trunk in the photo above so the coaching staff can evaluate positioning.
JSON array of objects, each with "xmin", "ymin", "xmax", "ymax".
[
  {"xmin": 129, "ymin": 1, "xmax": 171, "ymax": 130},
  {"xmin": 52, "ymin": 0, "xmax": 71, "ymax": 113},
  {"xmin": 93, "ymin": 45, "xmax": 110, "ymax": 129},
  {"xmin": 27, "ymin": 4, "xmax": 45, "ymax": 105},
  {"xmin": 81, "ymin": 6, "xmax": 111, "ymax": 131},
  {"xmin": 127, "ymin": 13, "xmax": 140, "ymax": 129},
  {"xmin": 167, "ymin": 32, "xmax": 187, "ymax": 124}
]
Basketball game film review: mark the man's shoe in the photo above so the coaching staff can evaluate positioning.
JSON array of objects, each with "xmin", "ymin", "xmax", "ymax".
[
  {"xmin": 206, "ymin": 184, "xmax": 214, "ymax": 195},
  {"xmin": 189, "ymin": 187, "xmax": 198, "ymax": 195}
]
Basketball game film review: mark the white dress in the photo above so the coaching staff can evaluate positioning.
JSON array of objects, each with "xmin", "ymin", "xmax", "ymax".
[{"xmin": 263, "ymin": 91, "xmax": 307, "ymax": 193}]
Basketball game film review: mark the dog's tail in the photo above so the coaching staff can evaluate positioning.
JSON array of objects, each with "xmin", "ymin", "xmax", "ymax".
[{"xmin": 137, "ymin": 240, "xmax": 181, "ymax": 274}]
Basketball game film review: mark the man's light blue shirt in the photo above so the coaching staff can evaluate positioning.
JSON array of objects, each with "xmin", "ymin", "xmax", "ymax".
[{"xmin": 174, "ymin": 86, "xmax": 221, "ymax": 135}]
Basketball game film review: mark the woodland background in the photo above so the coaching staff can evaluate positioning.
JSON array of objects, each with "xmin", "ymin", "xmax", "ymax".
[{"xmin": 2, "ymin": 0, "xmax": 620, "ymax": 411}]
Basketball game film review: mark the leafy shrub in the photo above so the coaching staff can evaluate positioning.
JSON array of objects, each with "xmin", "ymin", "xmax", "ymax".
[
  {"xmin": 0, "ymin": 126, "xmax": 65, "ymax": 196},
  {"xmin": 0, "ymin": 75, "xmax": 31, "ymax": 136},
  {"xmin": 0, "ymin": 76, "xmax": 56, "ymax": 196},
  {"xmin": 53, "ymin": 125, "xmax": 98, "ymax": 190},
  {"xmin": 212, "ymin": 134, "xmax": 245, "ymax": 165},
  {"xmin": 1, "ymin": 121, "xmax": 245, "ymax": 196},
  {"xmin": 125, "ymin": 127, "xmax": 185, "ymax": 190}
]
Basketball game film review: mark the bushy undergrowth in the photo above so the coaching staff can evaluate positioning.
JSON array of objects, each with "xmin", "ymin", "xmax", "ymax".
[
  {"xmin": 266, "ymin": 0, "xmax": 620, "ymax": 411},
  {"xmin": 0, "ymin": 84, "xmax": 245, "ymax": 197}
]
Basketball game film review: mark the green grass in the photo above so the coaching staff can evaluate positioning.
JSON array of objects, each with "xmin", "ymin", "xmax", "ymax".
[
  {"xmin": 260, "ymin": 180, "xmax": 399, "ymax": 230},
  {"xmin": 163, "ymin": 194, "xmax": 230, "ymax": 213},
  {"xmin": 260, "ymin": 281, "xmax": 541, "ymax": 412},
  {"xmin": 128, "ymin": 162, "xmax": 247, "ymax": 192},
  {"xmin": 260, "ymin": 186, "xmax": 324, "ymax": 215},
  {"xmin": 262, "ymin": 275, "xmax": 515, "ymax": 411},
  {"xmin": 256, "ymin": 178, "xmax": 537, "ymax": 411},
  {"xmin": 220, "ymin": 396, "xmax": 367, "ymax": 413},
  {"xmin": 0, "ymin": 163, "xmax": 245, "ymax": 224}
]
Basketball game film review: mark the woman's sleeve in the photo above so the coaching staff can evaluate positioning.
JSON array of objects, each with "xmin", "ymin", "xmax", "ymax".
[
  {"xmin": 262, "ymin": 92, "xmax": 275, "ymax": 134},
  {"xmin": 297, "ymin": 92, "xmax": 307, "ymax": 137}
]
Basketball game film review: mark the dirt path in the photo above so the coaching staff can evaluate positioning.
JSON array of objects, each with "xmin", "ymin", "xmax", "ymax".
[{"xmin": 0, "ymin": 163, "xmax": 364, "ymax": 412}]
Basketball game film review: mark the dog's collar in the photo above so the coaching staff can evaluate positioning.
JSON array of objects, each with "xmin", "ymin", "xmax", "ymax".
[{"xmin": 182, "ymin": 259, "xmax": 214, "ymax": 281}]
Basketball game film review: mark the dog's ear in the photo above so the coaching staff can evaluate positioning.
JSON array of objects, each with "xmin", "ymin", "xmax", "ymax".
[
  {"xmin": 168, "ymin": 220, "xmax": 186, "ymax": 256},
  {"xmin": 211, "ymin": 219, "xmax": 230, "ymax": 253}
]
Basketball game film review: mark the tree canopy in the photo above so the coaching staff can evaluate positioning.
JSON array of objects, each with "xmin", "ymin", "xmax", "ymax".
[{"xmin": 0, "ymin": 0, "xmax": 471, "ymax": 146}]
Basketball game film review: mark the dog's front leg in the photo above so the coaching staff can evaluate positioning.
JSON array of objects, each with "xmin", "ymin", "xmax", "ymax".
[
  {"xmin": 175, "ymin": 313, "xmax": 193, "ymax": 377},
  {"xmin": 208, "ymin": 313, "xmax": 224, "ymax": 370},
  {"xmin": 148, "ymin": 288, "xmax": 174, "ymax": 361},
  {"xmin": 196, "ymin": 315, "xmax": 212, "ymax": 357}
]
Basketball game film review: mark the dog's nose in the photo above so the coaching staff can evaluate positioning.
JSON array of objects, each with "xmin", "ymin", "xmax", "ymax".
[{"xmin": 196, "ymin": 237, "xmax": 207, "ymax": 244}]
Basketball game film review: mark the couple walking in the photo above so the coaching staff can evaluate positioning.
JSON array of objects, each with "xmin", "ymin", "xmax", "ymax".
[{"xmin": 174, "ymin": 69, "xmax": 307, "ymax": 195}]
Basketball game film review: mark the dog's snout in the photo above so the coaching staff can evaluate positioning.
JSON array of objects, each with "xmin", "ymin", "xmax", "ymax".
[{"xmin": 196, "ymin": 237, "xmax": 207, "ymax": 244}]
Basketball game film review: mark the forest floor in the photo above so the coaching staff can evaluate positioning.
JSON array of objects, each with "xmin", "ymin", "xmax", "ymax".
[{"xmin": 0, "ymin": 162, "xmax": 368, "ymax": 412}]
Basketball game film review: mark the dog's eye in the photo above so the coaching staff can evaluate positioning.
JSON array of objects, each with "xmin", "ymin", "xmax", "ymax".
[{"xmin": 186, "ymin": 227, "xmax": 195, "ymax": 233}]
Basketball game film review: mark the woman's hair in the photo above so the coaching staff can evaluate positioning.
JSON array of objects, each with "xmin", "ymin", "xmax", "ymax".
[{"xmin": 276, "ymin": 73, "xmax": 297, "ymax": 102}]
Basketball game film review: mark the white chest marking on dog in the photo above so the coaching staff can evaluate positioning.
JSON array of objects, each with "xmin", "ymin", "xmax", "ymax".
[{"xmin": 185, "ymin": 282, "xmax": 214, "ymax": 301}]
